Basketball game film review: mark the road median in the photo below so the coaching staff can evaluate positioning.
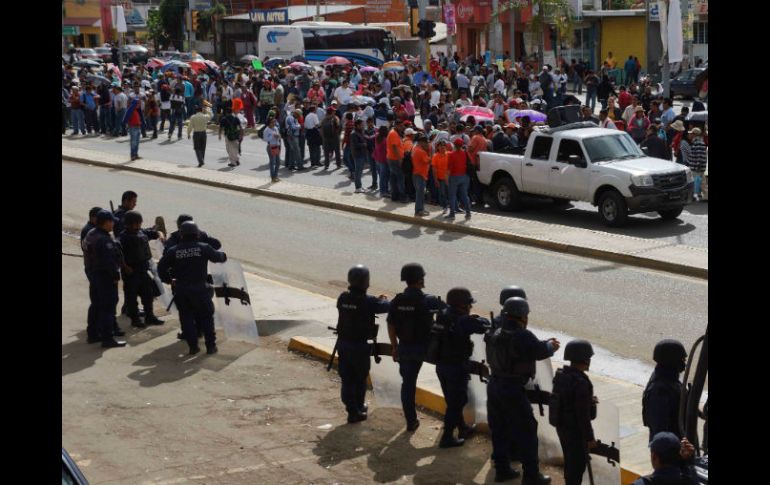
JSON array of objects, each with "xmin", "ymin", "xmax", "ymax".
[{"xmin": 62, "ymin": 145, "xmax": 707, "ymax": 279}]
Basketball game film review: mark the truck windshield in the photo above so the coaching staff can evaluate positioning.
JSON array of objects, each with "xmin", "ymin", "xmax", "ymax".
[{"xmin": 583, "ymin": 133, "xmax": 644, "ymax": 162}]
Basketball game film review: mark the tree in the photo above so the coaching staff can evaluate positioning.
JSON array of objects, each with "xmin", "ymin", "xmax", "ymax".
[
  {"xmin": 527, "ymin": 0, "xmax": 575, "ymax": 68},
  {"xmin": 159, "ymin": 0, "xmax": 185, "ymax": 50},
  {"xmin": 197, "ymin": 1, "xmax": 227, "ymax": 40},
  {"xmin": 147, "ymin": 9, "xmax": 168, "ymax": 52}
]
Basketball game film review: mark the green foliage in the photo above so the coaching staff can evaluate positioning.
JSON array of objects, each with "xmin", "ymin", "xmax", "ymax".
[
  {"xmin": 147, "ymin": 9, "xmax": 168, "ymax": 51},
  {"xmin": 197, "ymin": 1, "xmax": 227, "ymax": 40},
  {"xmin": 159, "ymin": 0, "xmax": 186, "ymax": 49}
]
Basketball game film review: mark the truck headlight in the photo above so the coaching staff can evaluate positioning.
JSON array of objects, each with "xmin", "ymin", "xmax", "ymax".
[
  {"xmin": 684, "ymin": 168, "xmax": 693, "ymax": 183},
  {"xmin": 631, "ymin": 175, "xmax": 654, "ymax": 187}
]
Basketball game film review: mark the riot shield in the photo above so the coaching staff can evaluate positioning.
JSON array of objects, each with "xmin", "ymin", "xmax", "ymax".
[
  {"xmin": 584, "ymin": 401, "xmax": 621, "ymax": 485},
  {"xmin": 148, "ymin": 240, "xmax": 174, "ymax": 310},
  {"xmin": 528, "ymin": 359, "xmax": 564, "ymax": 466},
  {"xmin": 368, "ymin": 334, "xmax": 403, "ymax": 409},
  {"xmin": 464, "ymin": 333, "xmax": 489, "ymax": 425},
  {"xmin": 208, "ymin": 260, "xmax": 259, "ymax": 344}
]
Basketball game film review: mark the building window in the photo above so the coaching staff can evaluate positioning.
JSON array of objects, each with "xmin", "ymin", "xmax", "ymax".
[
  {"xmin": 693, "ymin": 22, "xmax": 708, "ymax": 45},
  {"xmin": 87, "ymin": 34, "xmax": 99, "ymax": 47}
]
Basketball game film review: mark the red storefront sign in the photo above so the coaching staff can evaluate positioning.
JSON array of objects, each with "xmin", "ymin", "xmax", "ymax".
[{"xmin": 454, "ymin": 0, "xmax": 491, "ymax": 24}]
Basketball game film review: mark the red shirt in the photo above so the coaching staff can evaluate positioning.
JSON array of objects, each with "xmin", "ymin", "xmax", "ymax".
[
  {"xmin": 448, "ymin": 149, "xmax": 468, "ymax": 177},
  {"xmin": 127, "ymin": 108, "xmax": 141, "ymax": 127},
  {"xmin": 618, "ymin": 91, "xmax": 633, "ymax": 111}
]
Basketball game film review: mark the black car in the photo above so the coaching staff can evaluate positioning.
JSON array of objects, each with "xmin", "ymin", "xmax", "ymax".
[
  {"xmin": 670, "ymin": 68, "xmax": 705, "ymax": 100},
  {"xmin": 62, "ymin": 448, "xmax": 89, "ymax": 484}
]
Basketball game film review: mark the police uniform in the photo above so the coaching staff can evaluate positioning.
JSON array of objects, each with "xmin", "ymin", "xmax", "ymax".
[
  {"xmin": 387, "ymin": 286, "xmax": 443, "ymax": 428},
  {"xmin": 80, "ymin": 219, "xmax": 98, "ymax": 338},
  {"xmin": 157, "ymin": 226, "xmax": 227, "ymax": 354},
  {"xmin": 112, "ymin": 204, "xmax": 129, "ymax": 237},
  {"xmin": 551, "ymin": 365, "xmax": 596, "ymax": 485},
  {"xmin": 164, "ymin": 230, "xmax": 222, "ymax": 254},
  {"xmin": 82, "ymin": 219, "xmax": 123, "ymax": 346},
  {"xmin": 485, "ymin": 313, "xmax": 555, "ymax": 483},
  {"xmin": 119, "ymin": 224, "xmax": 162, "ymax": 324},
  {"xmin": 643, "ymin": 340, "xmax": 686, "ymax": 441},
  {"xmin": 631, "ymin": 432, "xmax": 698, "ymax": 485},
  {"xmin": 432, "ymin": 306, "xmax": 488, "ymax": 445},
  {"xmin": 336, "ymin": 288, "xmax": 389, "ymax": 420}
]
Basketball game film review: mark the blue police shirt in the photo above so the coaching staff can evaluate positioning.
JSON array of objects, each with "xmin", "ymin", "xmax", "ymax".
[{"xmin": 157, "ymin": 241, "xmax": 226, "ymax": 290}]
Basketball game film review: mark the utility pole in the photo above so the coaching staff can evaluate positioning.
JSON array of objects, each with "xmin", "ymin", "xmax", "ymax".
[
  {"xmin": 316, "ymin": 0, "xmax": 320, "ymax": 21},
  {"xmin": 187, "ymin": 0, "xmax": 193, "ymax": 52},
  {"xmin": 509, "ymin": 6, "xmax": 516, "ymax": 62},
  {"xmin": 491, "ymin": 0, "xmax": 502, "ymax": 63}
]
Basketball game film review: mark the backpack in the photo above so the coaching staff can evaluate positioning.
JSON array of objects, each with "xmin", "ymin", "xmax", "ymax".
[{"xmin": 223, "ymin": 117, "xmax": 241, "ymax": 141}]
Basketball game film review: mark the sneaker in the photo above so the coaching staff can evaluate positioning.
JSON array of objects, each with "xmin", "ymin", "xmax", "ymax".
[
  {"xmin": 355, "ymin": 188, "xmax": 364, "ymax": 193},
  {"xmin": 444, "ymin": 214, "xmax": 455, "ymax": 220},
  {"xmin": 102, "ymin": 339, "xmax": 127, "ymax": 348},
  {"xmin": 228, "ymin": 163, "xmax": 236, "ymax": 167},
  {"xmin": 416, "ymin": 210, "xmax": 430, "ymax": 216}
]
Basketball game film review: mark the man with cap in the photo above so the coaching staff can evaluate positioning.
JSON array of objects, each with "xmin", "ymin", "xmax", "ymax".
[
  {"xmin": 632, "ymin": 432, "xmax": 698, "ymax": 485},
  {"xmin": 641, "ymin": 125, "xmax": 671, "ymax": 160},
  {"xmin": 82, "ymin": 210, "xmax": 127, "ymax": 348},
  {"xmin": 485, "ymin": 297, "xmax": 560, "ymax": 484},
  {"xmin": 164, "ymin": 214, "xmax": 221, "ymax": 254},
  {"xmin": 118, "ymin": 210, "xmax": 165, "ymax": 328},
  {"xmin": 157, "ymin": 221, "xmax": 228, "ymax": 355},
  {"xmin": 335, "ymin": 265, "xmax": 390, "ymax": 423},
  {"xmin": 429, "ymin": 287, "xmax": 490, "ymax": 448},
  {"xmin": 387, "ymin": 263, "xmax": 445, "ymax": 431},
  {"xmin": 643, "ymin": 339, "xmax": 687, "ymax": 441},
  {"xmin": 492, "ymin": 125, "xmax": 516, "ymax": 153},
  {"xmin": 550, "ymin": 340, "xmax": 598, "ymax": 485}
]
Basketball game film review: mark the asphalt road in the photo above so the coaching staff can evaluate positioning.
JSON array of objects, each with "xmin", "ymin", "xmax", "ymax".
[
  {"xmin": 62, "ymin": 161, "xmax": 706, "ymax": 365},
  {"xmin": 62, "ymin": 130, "xmax": 708, "ymax": 249}
]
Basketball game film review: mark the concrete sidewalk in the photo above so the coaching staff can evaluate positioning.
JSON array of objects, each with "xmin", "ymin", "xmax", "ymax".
[{"xmin": 62, "ymin": 145, "xmax": 707, "ymax": 279}]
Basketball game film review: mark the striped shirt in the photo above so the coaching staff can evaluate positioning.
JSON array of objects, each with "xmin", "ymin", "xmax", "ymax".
[{"xmin": 688, "ymin": 137, "xmax": 708, "ymax": 172}]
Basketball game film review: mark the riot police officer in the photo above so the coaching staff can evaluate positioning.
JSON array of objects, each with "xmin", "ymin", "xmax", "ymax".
[
  {"xmin": 429, "ymin": 287, "xmax": 489, "ymax": 448},
  {"xmin": 118, "ymin": 210, "xmax": 165, "ymax": 328},
  {"xmin": 164, "ymin": 214, "xmax": 222, "ymax": 254},
  {"xmin": 335, "ymin": 265, "xmax": 390, "ymax": 423},
  {"xmin": 550, "ymin": 340, "xmax": 598, "ymax": 485},
  {"xmin": 157, "ymin": 221, "xmax": 227, "ymax": 355},
  {"xmin": 492, "ymin": 286, "xmax": 527, "ymax": 328},
  {"xmin": 631, "ymin": 432, "xmax": 698, "ymax": 485},
  {"xmin": 387, "ymin": 263, "xmax": 444, "ymax": 432},
  {"xmin": 82, "ymin": 210, "xmax": 127, "ymax": 348},
  {"xmin": 643, "ymin": 339, "xmax": 687, "ymax": 441},
  {"xmin": 112, "ymin": 190, "xmax": 138, "ymax": 237},
  {"xmin": 485, "ymin": 297, "xmax": 559, "ymax": 484},
  {"xmin": 80, "ymin": 206, "xmax": 102, "ymax": 242}
]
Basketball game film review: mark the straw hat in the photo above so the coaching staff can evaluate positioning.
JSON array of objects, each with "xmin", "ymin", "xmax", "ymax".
[{"xmin": 670, "ymin": 120, "xmax": 685, "ymax": 131}]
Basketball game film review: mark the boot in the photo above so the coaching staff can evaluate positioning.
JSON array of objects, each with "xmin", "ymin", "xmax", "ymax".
[
  {"xmin": 206, "ymin": 343, "xmax": 218, "ymax": 355},
  {"xmin": 438, "ymin": 432, "xmax": 465, "ymax": 448},
  {"xmin": 522, "ymin": 473, "xmax": 551, "ymax": 485},
  {"xmin": 494, "ymin": 468, "xmax": 521, "ymax": 482},
  {"xmin": 406, "ymin": 419, "xmax": 420, "ymax": 432},
  {"xmin": 144, "ymin": 314, "xmax": 164, "ymax": 326},
  {"xmin": 347, "ymin": 411, "xmax": 367, "ymax": 424},
  {"xmin": 102, "ymin": 338, "xmax": 127, "ymax": 348},
  {"xmin": 458, "ymin": 423, "xmax": 477, "ymax": 440},
  {"xmin": 189, "ymin": 343, "xmax": 201, "ymax": 355},
  {"xmin": 130, "ymin": 315, "xmax": 147, "ymax": 328}
]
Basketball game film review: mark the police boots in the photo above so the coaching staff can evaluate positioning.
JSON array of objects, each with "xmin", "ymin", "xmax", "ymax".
[
  {"xmin": 522, "ymin": 473, "xmax": 551, "ymax": 485},
  {"xmin": 347, "ymin": 411, "xmax": 367, "ymax": 424},
  {"xmin": 130, "ymin": 315, "xmax": 147, "ymax": 328},
  {"xmin": 144, "ymin": 313, "xmax": 165, "ymax": 326},
  {"xmin": 494, "ymin": 467, "xmax": 521, "ymax": 482},
  {"xmin": 438, "ymin": 431, "xmax": 465, "ymax": 448}
]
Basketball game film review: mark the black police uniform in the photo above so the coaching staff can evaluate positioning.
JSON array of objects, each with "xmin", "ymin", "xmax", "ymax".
[
  {"xmin": 335, "ymin": 288, "xmax": 390, "ymax": 417},
  {"xmin": 431, "ymin": 307, "xmax": 489, "ymax": 440},
  {"xmin": 82, "ymin": 227, "xmax": 122, "ymax": 343},
  {"xmin": 387, "ymin": 287, "xmax": 443, "ymax": 426},
  {"xmin": 80, "ymin": 221, "xmax": 96, "ymax": 242},
  {"xmin": 551, "ymin": 366, "xmax": 596, "ymax": 485},
  {"xmin": 119, "ymin": 227, "xmax": 161, "ymax": 321},
  {"xmin": 642, "ymin": 366, "xmax": 683, "ymax": 441},
  {"xmin": 631, "ymin": 467, "xmax": 698, "ymax": 485},
  {"xmin": 485, "ymin": 325, "xmax": 555, "ymax": 480},
  {"xmin": 112, "ymin": 205, "xmax": 129, "ymax": 237},
  {"xmin": 81, "ymin": 221, "xmax": 97, "ymax": 335},
  {"xmin": 164, "ymin": 230, "xmax": 222, "ymax": 254},
  {"xmin": 157, "ymin": 239, "xmax": 226, "ymax": 351}
]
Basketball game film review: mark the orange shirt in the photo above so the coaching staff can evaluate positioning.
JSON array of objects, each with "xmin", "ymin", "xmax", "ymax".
[
  {"xmin": 469, "ymin": 134, "xmax": 488, "ymax": 165},
  {"xmin": 386, "ymin": 129, "xmax": 403, "ymax": 160},
  {"xmin": 402, "ymin": 136, "xmax": 414, "ymax": 154},
  {"xmin": 412, "ymin": 145, "xmax": 431, "ymax": 179},
  {"xmin": 432, "ymin": 151, "xmax": 449, "ymax": 181}
]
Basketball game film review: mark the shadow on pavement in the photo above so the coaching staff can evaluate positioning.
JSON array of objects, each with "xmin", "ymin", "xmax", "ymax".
[
  {"xmin": 62, "ymin": 330, "xmax": 106, "ymax": 377},
  {"xmin": 392, "ymin": 225, "xmax": 422, "ymax": 239},
  {"xmin": 684, "ymin": 202, "xmax": 708, "ymax": 215},
  {"xmin": 257, "ymin": 319, "xmax": 319, "ymax": 337}
]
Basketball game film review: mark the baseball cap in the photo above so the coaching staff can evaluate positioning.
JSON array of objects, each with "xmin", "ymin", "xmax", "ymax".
[
  {"xmin": 404, "ymin": 128, "xmax": 416, "ymax": 136},
  {"xmin": 453, "ymin": 138, "xmax": 464, "ymax": 147}
]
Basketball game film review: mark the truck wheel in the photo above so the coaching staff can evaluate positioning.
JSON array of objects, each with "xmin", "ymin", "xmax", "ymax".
[
  {"xmin": 598, "ymin": 190, "xmax": 629, "ymax": 227},
  {"xmin": 658, "ymin": 208, "xmax": 684, "ymax": 220},
  {"xmin": 491, "ymin": 177, "xmax": 523, "ymax": 211}
]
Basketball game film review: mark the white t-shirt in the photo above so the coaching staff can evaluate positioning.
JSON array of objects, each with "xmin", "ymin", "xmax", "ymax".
[
  {"xmin": 455, "ymin": 97, "xmax": 472, "ymax": 108},
  {"xmin": 304, "ymin": 112, "xmax": 320, "ymax": 130},
  {"xmin": 334, "ymin": 86, "xmax": 353, "ymax": 105},
  {"xmin": 430, "ymin": 90, "xmax": 441, "ymax": 107},
  {"xmin": 494, "ymin": 79, "xmax": 506, "ymax": 95}
]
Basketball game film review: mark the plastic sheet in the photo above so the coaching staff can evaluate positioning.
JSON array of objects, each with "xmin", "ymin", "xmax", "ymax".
[{"xmin": 208, "ymin": 260, "xmax": 259, "ymax": 344}]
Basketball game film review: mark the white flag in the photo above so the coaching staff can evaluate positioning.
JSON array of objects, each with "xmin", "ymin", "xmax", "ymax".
[
  {"xmin": 114, "ymin": 6, "xmax": 128, "ymax": 33},
  {"xmin": 658, "ymin": 1, "xmax": 668, "ymax": 59},
  {"xmin": 667, "ymin": 0, "xmax": 683, "ymax": 63}
]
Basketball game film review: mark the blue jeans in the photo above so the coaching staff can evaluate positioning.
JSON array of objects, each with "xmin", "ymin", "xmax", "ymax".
[
  {"xmin": 388, "ymin": 159, "xmax": 406, "ymax": 201},
  {"xmin": 573, "ymin": 75, "xmax": 583, "ymax": 94},
  {"xmin": 449, "ymin": 175, "xmax": 471, "ymax": 216},
  {"xmin": 437, "ymin": 179, "xmax": 449, "ymax": 209},
  {"xmin": 368, "ymin": 154, "xmax": 378, "ymax": 188},
  {"xmin": 353, "ymin": 155, "xmax": 367, "ymax": 189},
  {"xmin": 70, "ymin": 109, "xmax": 85, "ymax": 134},
  {"xmin": 377, "ymin": 163, "xmax": 390, "ymax": 195},
  {"xmin": 128, "ymin": 126, "xmax": 141, "ymax": 157},
  {"xmin": 586, "ymin": 89, "xmax": 597, "ymax": 112},
  {"xmin": 168, "ymin": 112, "xmax": 183, "ymax": 138},
  {"xmin": 99, "ymin": 106, "xmax": 112, "ymax": 134},
  {"xmin": 413, "ymin": 175, "xmax": 427, "ymax": 213},
  {"xmin": 113, "ymin": 108, "xmax": 126, "ymax": 136},
  {"xmin": 287, "ymin": 136, "xmax": 301, "ymax": 169},
  {"xmin": 398, "ymin": 358, "xmax": 424, "ymax": 424},
  {"xmin": 267, "ymin": 145, "xmax": 281, "ymax": 178},
  {"xmin": 343, "ymin": 144, "xmax": 354, "ymax": 172}
]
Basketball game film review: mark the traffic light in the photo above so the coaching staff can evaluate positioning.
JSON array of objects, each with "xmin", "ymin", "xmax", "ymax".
[
  {"xmin": 192, "ymin": 10, "xmax": 199, "ymax": 32},
  {"xmin": 417, "ymin": 20, "xmax": 436, "ymax": 40}
]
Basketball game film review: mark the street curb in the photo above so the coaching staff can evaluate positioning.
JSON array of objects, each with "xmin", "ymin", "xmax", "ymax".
[
  {"xmin": 287, "ymin": 336, "xmax": 644, "ymax": 484},
  {"xmin": 62, "ymin": 153, "xmax": 706, "ymax": 280}
]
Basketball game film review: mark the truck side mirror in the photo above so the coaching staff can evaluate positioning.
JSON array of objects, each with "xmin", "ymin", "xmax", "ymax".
[{"xmin": 569, "ymin": 154, "xmax": 587, "ymax": 168}]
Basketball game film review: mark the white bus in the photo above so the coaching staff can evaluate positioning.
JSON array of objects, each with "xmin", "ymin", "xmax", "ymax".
[{"xmin": 258, "ymin": 22, "xmax": 396, "ymax": 66}]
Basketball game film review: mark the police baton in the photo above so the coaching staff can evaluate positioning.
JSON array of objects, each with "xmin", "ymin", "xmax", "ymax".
[
  {"xmin": 326, "ymin": 326, "xmax": 338, "ymax": 372},
  {"xmin": 109, "ymin": 200, "xmax": 115, "ymax": 213}
]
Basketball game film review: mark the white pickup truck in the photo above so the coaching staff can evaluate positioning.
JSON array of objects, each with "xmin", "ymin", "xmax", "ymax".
[{"xmin": 477, "ymin": 123, "xmax": 694, "ymax": 226}]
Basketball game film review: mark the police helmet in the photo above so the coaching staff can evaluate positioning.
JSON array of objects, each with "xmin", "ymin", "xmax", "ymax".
[
  {"xmin": 501, "ymin": 297, "xmax": 529, "ymax": 319},
  {"xmin": 653, "ymin": 339, "xmax": 687, "ymax": 369},
  {"xmin": 564, "ymin": 339, "xmax": 594, "ymax": 363},
  {"xmin": 123, "ymin": 210, "xmax": 143, "ymax": 226},
  {"xmin": 446, "ymin": 287, "xmax": 475, "ymax": 306},
  {"xmin": 499, "ymin": 285, "xmax": 527, "ymax": 305},
  {"xmin": 176, "ymin": 214, "xmax": 194, "ymax": 228},
  {"xmin": 347, "ymin": 265, "xmax": 370, "ymax": 290},
  {"xmin": 400, "ymin": 263, "xmax": 426, "ymax": 283},
  {"xmin": 180, "ymin": 221, "xmax": 200, "ymax": 238}
]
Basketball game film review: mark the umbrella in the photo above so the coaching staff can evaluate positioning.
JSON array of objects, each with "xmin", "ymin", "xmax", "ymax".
[
  {"xmin": 382, "ymin": 61, "xmax": 405, "ymax": 72},
  {"xmin": 360, "ymin": 66, "xmax": 379, "ymax": 73},
  {"xmin": 323, "ymin": 56, "xmax": 351, "ymax": 66},
  {"xmin": 510, "ymin": 109, "xmax": 548, "ymax": 123},
  {"xmin": 264, "ymin": 58, "xmax": 286, "ymax": 69},
  {"xmin": 289, "ymin": 61, "xmax": 312, "ymax": 70},
  {"xmin": 203, "ymin": 59, "xmax": 219, "ymax": 69},
  {"xmin": 402, "ymin": 55, "xmax": 419, "ymax": 64},
  {"xmin": 74, "ymin": 59, "xmax": 101, "ymax": 68},
  {"xmin": 413, "ymin": 71, "xmax": 435, "ymax": 85},
  {"xmin": 240, "ymin": 54, "xmax": 259, "ymax": 64},
  {"xmin": 686, "ymin": 111, "xmax": 708, "ymax": 122},
  {"xmin": 160, "ymin": 60, "xmax": 191, "ymax": 72},
  {"xmin": 146, "ymin": 57, "xmax": 166, "ymax": 69},
  {"xmin": 86, "ymin": 74, "xmax": 111, "ymax": 86},
  {"xmin": 290, "ymin": 55, "xmax": 308, "ymax": 63},
  {"xmin": 106, "ymin": 63, "xmax": 121, "ymax": 80},
  {"xmin": 350, "ymin": 95, "xmax": 376, "ymax": 106},
  {"xmin": 456, "ymin": 106, "xmax": 495, "ymax": 120},
  {"xmin": 394, "ymin": 84, "xmax": 412, "ymax": 93},
  {"xmin": 189, "ymin": 60, "xmax": 207, "ymax": 73}
]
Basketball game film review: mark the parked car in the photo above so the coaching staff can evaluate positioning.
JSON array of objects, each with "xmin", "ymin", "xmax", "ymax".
[
  {"xmin": 669, "ymin": 68, "xmax": 706, "ymax": 100},
  {"xmin": 62, "ymin": 448, "xmax": 89, "ymax": 484},
  {"xmin": 171, "ymin": 52, "xmax": 206, "ymax": 62},
  {"xmin": 93, "ymin": 47, "xmax": 113, "ymax": 63},
  {"xmin": 75, "ymin": 48, "xmax": 101, "ymax": 62},
  {"xmin": 121, "ymin": 44, "xmax": 149, "ymax": 63},
  {"xmin": 477, "ymin": 122, "xmax": 694, "ymax": 226}
]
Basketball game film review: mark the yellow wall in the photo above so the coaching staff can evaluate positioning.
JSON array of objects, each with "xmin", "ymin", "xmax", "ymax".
[
  {"xmin": 64, "ymin": 0, "xmax": 100, "ymax": 18},
  {"xmin": 600, "ymin": 17, "xmax": 646, "ymax": 69}
]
